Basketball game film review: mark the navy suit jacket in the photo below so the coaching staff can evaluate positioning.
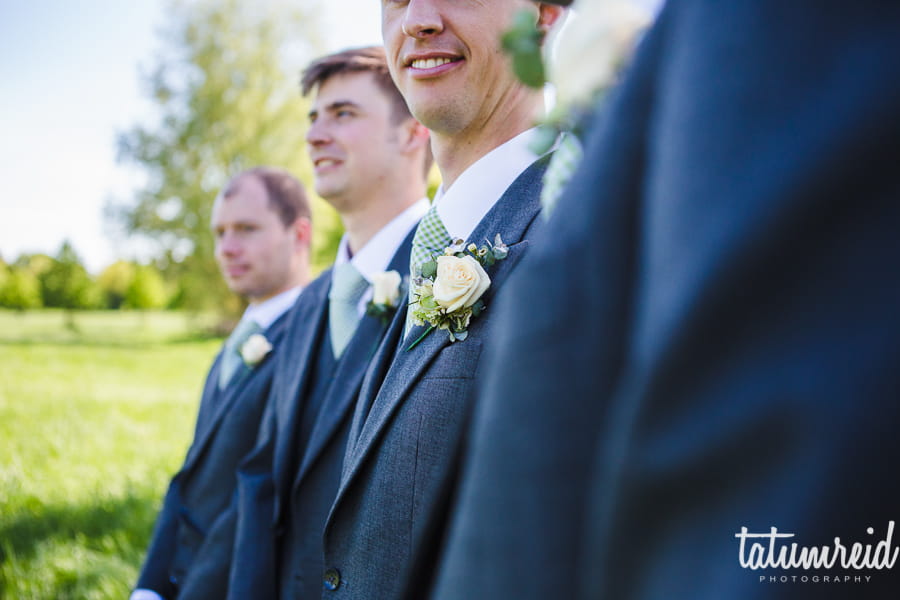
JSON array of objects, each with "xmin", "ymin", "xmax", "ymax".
[
  {"xmin": 136, "ymin": 311, "xmax": 290, "ymax": 598},
  {"xmin": 434, "ymin": 2, "xmax": 900, "ymax": 599},
  {"xmin": 175, "ymin": 229, "xmax": 415, "ymax": 600},
  {"xmin": 321, "ymin": 158, "xmax": 549, "ymax": 599}
]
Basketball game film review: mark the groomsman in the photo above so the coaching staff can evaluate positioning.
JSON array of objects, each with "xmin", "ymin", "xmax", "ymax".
[
  {"xmin": 172, "ymin": 46, "xmax": 432, "ymax": 600},
  {"xmin": 436, "ymin": 1, "xmax": 900, "ymax": 599},
  {"xmin": 319, "ymin": 2, "xmax": 566, "ymax": 598},
  {"xmin": 132, "ymin": 167, "xmax": 311, "ymax": 600}
]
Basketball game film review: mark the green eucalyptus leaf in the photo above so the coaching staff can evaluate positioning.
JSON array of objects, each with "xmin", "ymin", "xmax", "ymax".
[
  {"xmin": 501, "ymin": 9, "xmax": 546, "ymax": 89},
  {"xmin": 421, "ymin": 261, "xmax": 437, "ymax": 279},
  {"xmin": 513, "ymin": 50, "xmax": 545, "ymax": 89},
  {"xmin": 530, "ymin": 124, "xmax": 560, "ymax": 155}
]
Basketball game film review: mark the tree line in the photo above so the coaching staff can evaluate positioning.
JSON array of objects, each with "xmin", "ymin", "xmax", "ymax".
[{"xmin": 0, "ymin": 241, "xmax": 170, "ymax": 311}]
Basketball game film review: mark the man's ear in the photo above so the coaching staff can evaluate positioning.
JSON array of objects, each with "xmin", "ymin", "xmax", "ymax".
[
  {"xmin": 291, "ymin": 216, "xmax": 312, "ymax": 250},
  {"xmin": 401, "ymin": 118, "xmax": 431, "ymax": 154},
  {"xmin": 537, "ymin": 3, "xmax": 566, "ymax": 36}
]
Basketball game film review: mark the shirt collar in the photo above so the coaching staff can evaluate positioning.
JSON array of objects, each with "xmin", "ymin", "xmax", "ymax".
[
  {"xmin": 334, "ymin": 197, "xmax": 430, "ymax": 283},
  {"xmin": 243, "ymin": 284, "xmax": 303, "ymax": 330},
  {"xmin": 433, "ymin": 128, "xmax": 543, "ymax": 242}
]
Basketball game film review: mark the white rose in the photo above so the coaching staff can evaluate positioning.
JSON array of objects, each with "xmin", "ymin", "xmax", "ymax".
[
  {"xmin": 371, "ymin": 270, "xmax": 402, "ymax": 306},
  {"xmin": 240, "ymin": 333, "xmax": 273, "ymax": 366},
  {"xmin": 432, "ymin": 255, "xmax": 491, "ymax": 313},
  {"xmin": 551, "ymin": 1, "xmax": 651, "ymax": 109}
]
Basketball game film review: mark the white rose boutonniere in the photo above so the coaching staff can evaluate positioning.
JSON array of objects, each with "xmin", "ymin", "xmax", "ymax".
[
  {"xmin": 372, "ymin": 270, "xmax": 402, "ymax": 306},
  {"xmin": 240, "ymin": 333, "xmax": 273, "ymax": 367},
  {"xmin": 432, "ymin": 255, "xmax": 491, "ymax": 313},
  {"xmin": 408, "ymin": 234, "xmax": 509, "ymax": 349},
  {"xmin": 366, "ymin": 270, "xmax": 403, "ymax": 324},
  {"xmin": 552, "ymin": 0, "xmax": 651, "ymax": 111}
]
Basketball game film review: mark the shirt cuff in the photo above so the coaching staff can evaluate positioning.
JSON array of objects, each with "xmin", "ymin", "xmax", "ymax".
[{"xmin": 130, "ymin": 589, "xmax": 165, "ymax": 600}]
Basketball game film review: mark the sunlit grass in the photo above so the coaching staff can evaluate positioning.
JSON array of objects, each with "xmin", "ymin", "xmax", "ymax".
[{"xmin": 0, "ymin": 309, "xmax": 222, "ymax": 599}]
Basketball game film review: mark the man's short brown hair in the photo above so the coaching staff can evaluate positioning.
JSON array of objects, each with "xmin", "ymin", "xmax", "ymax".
[
  {"xmin": 300, "ymin": 46, "xmax": 411, "ymax": 124},
  {"xmin": 223, "ymin": 167, "xmax": 311, "ymax": 227}
]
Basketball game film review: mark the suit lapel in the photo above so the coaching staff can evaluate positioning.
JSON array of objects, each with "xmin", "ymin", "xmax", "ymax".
[
  {"xmin": 338, "ymin": 157, "xmax": 549, "ymax": 498},
  {"xmin": 292, "ymin": 314, "xmax": 384, "ymax": 490},
  {"xmin": 344, "ymin": 294, "xmax": 408, "ymax": 466},
  {"xmin": 294, "ymin": 229, "xmax": 415, "ymax": 490},
  {"xmin": 183, "ymin": 314, "xmax": 289, "ymax": 472},
  {"xmin": 271, "ymin": 275, "xmax": 332, "ymax": 494},
  {"xmin": 192, "ymin": 351, "xmax": 224, "ymax": 441}
]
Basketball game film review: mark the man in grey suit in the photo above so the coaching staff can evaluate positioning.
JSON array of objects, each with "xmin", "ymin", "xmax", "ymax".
[
  {"xmin": 435, "ymin": 1, "xmax": 900, "ymax": 599},
  {"xmin": 170, "ymin": 47, "xmax": 433, "ymax": 600},
  {"xmin": 319, "ymin": 2, "xmax": 567, "ymax": 598},
  {"xmin": 132, "ymin": 167, "xmax": 311, "ymax": 600}
]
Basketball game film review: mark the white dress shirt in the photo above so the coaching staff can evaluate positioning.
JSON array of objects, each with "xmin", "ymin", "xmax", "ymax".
[
  {"xmin": 242, "ymin": 284, "xmax": 304, "ymax": 330},
  {"xmin": 333, "ymin": 197, "xmax": 430, "ymax": 316},
  {"xmin": 433, "ymin": 128, "xmax": 545, "ymax": 243}
]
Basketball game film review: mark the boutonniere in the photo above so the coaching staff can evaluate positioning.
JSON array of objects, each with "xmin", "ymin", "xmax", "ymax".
[
  {"xmin": 408, "ymin": 234, "xmax": 509, "ymax": 350},
  {"xmin": 240, "ymin": 333, "xmax": 273, "ymax": 367},
  {"xmin": 365, "ymin": 270, "xmax": 403, "ymax": 324}
]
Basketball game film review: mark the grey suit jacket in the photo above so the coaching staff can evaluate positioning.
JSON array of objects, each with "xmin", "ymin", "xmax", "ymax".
[
  {"xmin": 136, "ymin": 312, "xmax": 290, "ymax": 598},
  {"xmin": 320, "ymin": 158, "xmax": 549, "ymax": 599}
]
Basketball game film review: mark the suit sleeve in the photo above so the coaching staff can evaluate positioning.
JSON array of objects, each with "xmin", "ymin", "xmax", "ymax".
[
  {"xmin": 172, "ymin": 393, "xmax": 280, "ymax": 600},
  {"xmin": 135, "ymin": 477, "xmax": 181, "ymax": 599}
]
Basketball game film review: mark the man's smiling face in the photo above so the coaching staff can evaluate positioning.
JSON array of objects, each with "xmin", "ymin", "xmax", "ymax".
[{"xmin": 381, "ymin": 0, "xmax": 538, "ymax": 136}]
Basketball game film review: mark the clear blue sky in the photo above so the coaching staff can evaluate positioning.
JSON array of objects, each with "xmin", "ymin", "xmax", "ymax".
[
  {"xmin": 0, "ymin": 0, "xmax": 659, "ymax": 274},
  {"xmin": 0, "ymin": 0, "xmax": 381, "ymax": 273}
]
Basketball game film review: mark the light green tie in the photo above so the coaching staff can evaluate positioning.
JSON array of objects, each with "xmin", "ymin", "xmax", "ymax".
[
  {"xmin": 407, "ymin": 204, "xmax": 453, "ymax": 333},
  {"xmin": 329, "ymin": 263, "xmax": 369, "ymax": 358},
  {"xmin": 218, "ymin": 318, "xmax": 262, "ymax": 389}
]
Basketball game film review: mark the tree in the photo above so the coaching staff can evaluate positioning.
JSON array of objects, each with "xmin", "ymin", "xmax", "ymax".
[
  {"xmin": 38, "ymin": 241, "xmax": 102, "ymax": 310},
  {"xmin": 97, "ymin": 260, "xmax": 138, "ymax": 309},
  {"xmin": 0, "ymin": 260, "xmax": 43, "ymax": 310},
  {"xmin": 15, "ymin": 253, "xmax": 55, "ymax": 280},
  {"xmin": 0, "ymin": 268, "xmax": 42, "ymax": 310},
  {"xmin": 109, "ymin": 0, "xmax": 342, "ymax": 314},
  {"xmin": 124, "ymin": 265, "xmax": 169, "ymax": 310}
]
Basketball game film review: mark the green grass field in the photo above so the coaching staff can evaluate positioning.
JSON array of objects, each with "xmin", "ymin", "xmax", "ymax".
[{"xmin": 0, "ymin": 310, "xmax": 223, "ymax": 599}]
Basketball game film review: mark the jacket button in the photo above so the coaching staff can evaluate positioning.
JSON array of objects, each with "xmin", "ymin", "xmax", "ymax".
[{"xmin": 323, "ymin": 567, "xmax": 341, "ymax": 591}]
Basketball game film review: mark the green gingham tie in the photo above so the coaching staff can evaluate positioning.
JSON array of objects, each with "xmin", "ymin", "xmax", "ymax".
[
  {"xmin": 329, "ymin": 262, "xmax": 369, "ymax": 358},
  {"xmin": 218, "ymin": 318, "xmax": 262, "ymax": 389},
  {"xmin": 406, "ymin": 204, "xmax": 453, "ymax": 333},
  {"xmin": 540, "ymin": 131, "xmax": 584, "ymax": 219}
]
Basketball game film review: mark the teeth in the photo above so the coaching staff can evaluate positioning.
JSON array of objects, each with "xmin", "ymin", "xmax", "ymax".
[
  {"xmin": 317, "ymin": 159, "xmax": 337, "ymax": 167},
  {"xmin": 411, "ymin": 57, "xmax": 453, "ymax": 70}
]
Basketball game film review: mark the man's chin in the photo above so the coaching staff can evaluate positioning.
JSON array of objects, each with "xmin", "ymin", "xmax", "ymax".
[
  {"xmin": 318, "ymin": 189, "xmax": 354, "ymax": 212},
  {"xmin": 225, "ymin": 280, "xmax": 252, "ymax": 297}
]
